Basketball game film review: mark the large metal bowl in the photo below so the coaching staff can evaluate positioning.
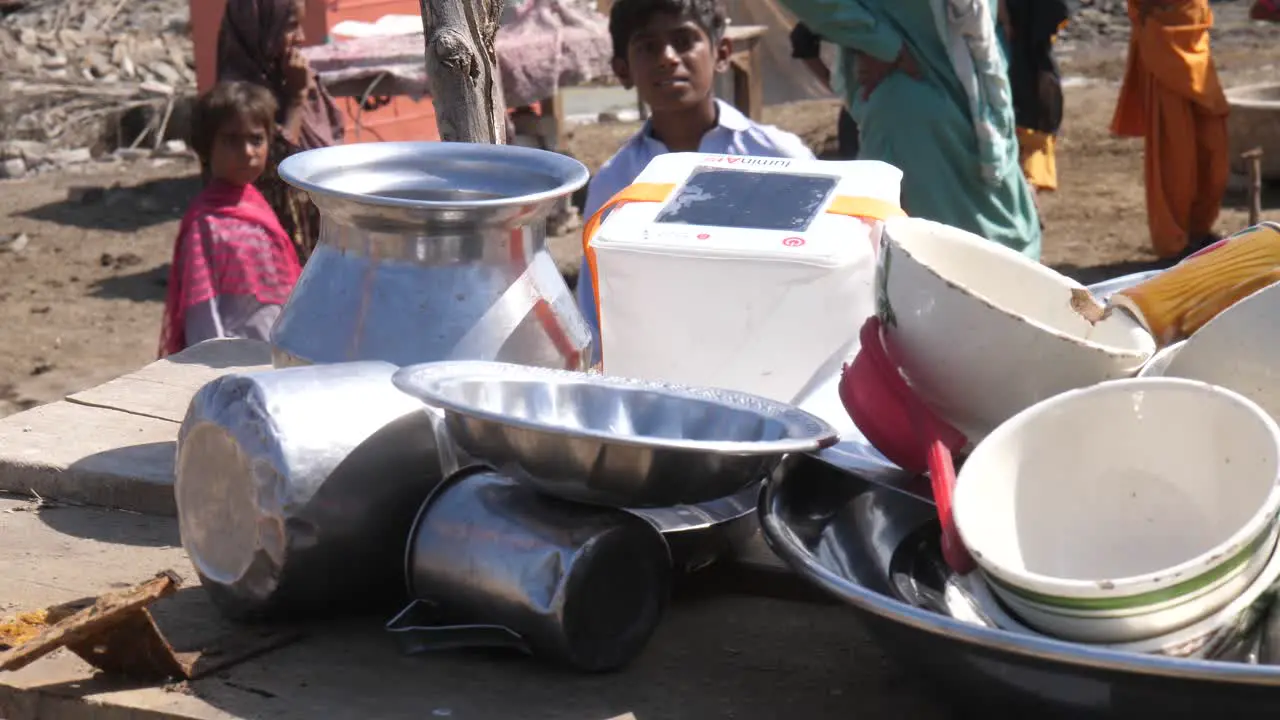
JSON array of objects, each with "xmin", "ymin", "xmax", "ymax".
[
  {"xmin": 393, "ymin": 361, "xmax": 838, "ymax": 508},
  {"xmin": 760, "ymin": 453, "xmax": 1280, "ymax": 717}
]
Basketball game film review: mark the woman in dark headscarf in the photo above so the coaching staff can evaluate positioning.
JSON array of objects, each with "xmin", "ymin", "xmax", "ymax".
[
  {"xmin": 217, "ymin": 0, "xmax": 345, "ymax": 262},
  {"xmin": 999, "ymin": 0, "xmax": 1071, "ymax": 198}
]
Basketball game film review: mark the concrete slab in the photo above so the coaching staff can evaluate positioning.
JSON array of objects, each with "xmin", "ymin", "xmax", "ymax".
[
  {"xmin": 65, "ymin": 340, "xmax": 272, "ymax": 423},
  {"xmin": 0, "ymin": 340, "xmax": 272, "ymax": 516},
  {"xmin": 0, "ymin": 496, "xmax": 949, "ymax": 720},
  {"xmin": 0, "ymin": 401, "xmax": 179, "ymax": 515}
]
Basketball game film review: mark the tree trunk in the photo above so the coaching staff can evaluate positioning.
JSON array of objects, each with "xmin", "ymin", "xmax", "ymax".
[{"xmin": 419, "ymin": 0, "xmax": 506, "ymax": 143}]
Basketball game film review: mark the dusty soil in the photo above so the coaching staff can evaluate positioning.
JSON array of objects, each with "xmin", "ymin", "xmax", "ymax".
[{"xmin": 2, "ymin": 24, "xmax": 1279, "ymax": 419}]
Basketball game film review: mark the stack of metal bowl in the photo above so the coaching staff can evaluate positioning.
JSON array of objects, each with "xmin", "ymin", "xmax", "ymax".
[{"xmin": 388, "ymin": 360, "xmax": 838, "ymax": 672}]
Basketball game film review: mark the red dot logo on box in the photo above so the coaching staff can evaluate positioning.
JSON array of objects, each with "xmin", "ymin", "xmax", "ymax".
[
  {"xmin": 782, "ymin": 236, "xmax": 805, "ymax": 247},
  {"xmin": 696, "ymin": 233, "xmax": 710, "ymax": 240}
]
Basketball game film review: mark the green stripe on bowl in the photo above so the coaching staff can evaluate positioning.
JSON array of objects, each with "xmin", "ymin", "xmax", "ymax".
[{"xmin": 985, "ymin": 519, "xmax": 1278, "ymax": 613}]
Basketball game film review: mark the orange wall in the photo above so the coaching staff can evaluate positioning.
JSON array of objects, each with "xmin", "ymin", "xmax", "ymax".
[{"xmin": 191, "ymin": 0, "xmax": 440, "ymax": 142}]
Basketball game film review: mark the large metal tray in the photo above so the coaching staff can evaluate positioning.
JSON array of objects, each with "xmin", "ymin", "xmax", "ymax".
[{"xmin": 760, "ymin": 452, "xmax": 1280, "ymax": 717}]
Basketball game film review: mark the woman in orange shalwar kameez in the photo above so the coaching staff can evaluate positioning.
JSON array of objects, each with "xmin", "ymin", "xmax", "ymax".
[{"xmin": 1112, "ymin": 0, "xmax": 1230, "ymax": 261}]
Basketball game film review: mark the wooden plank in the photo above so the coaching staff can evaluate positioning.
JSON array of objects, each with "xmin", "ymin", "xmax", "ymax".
[
  {"xmin": 725, "ymin": 24, "xmax": 767, "ymax": 42},
  {"xmin": 728, "ymin": 32, "xmax": 763, "ymax": 121},
  {"xmin": 65, "ymin": 340, "xmax": 272, "ymax": 423},
  {"xmin": 540, "ymin": 90, "xmax": 566, "ymax": 151}
]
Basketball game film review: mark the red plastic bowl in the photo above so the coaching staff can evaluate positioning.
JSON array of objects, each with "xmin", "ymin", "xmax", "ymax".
[{"xmin": 839, "ymin": 317, "xmax": 967, "ymax": 475}]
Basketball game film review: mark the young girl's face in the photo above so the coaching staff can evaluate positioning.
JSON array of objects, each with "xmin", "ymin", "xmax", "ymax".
[{"xmin": 209, "ymin": 113, "xmax": 270, "ymax": 186}]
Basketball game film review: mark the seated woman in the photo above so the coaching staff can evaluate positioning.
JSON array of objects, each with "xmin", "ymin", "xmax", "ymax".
[
  {"xmin": 217, "ymin": 0, "xmax": 345, "ymax": 262},
  {"xmin": 158, "ymin": 82, "xmax": 302, "ymax": 357}
]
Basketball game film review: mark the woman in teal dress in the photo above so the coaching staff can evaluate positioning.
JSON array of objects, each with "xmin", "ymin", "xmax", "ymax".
[{"xmin": 780, "ymin": 0, "xmax": 1042, "ymax": 260}]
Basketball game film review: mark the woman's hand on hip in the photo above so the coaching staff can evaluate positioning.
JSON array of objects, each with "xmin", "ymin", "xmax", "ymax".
[{"xmin": 856, "ymin": 45, "xmax": 921, "ymax": 100}]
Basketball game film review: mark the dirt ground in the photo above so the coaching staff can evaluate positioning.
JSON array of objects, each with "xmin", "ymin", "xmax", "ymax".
[{"xmin": 2, "ymin": 33, "xmax": 1279, "ymax": 420}]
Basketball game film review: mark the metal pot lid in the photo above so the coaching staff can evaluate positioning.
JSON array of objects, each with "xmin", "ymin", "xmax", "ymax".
[{"xmin": 392, "ymin": 361, "xmax": 839, "ymax": 456}]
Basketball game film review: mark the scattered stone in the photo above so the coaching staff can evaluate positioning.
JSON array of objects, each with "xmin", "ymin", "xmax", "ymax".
[
  {"xmin": 0, "ymin": 157, "xmax": 24, "ymax": 179},
  {"xmin": 156, "ymin": 138, "xmax": 188, "ymax": 157},
  {"xmin": 149, "ymin": 60, "xmax": 182, "ymax": 84},
  {"xmin": 67, "ymin": 185, "xmax": 106, "ymax": 204},
  {"xmin": 99, "ymin": 251, "xmax": 143, "ymax": 270},
  {"xmin": 139, "ymin": 80, "xmax": 175, "ymax": 96},
  {"xmin": 47, "ymin": 147, "xmax": 91, "ymax": 165},
  {"xmin": 0, "ymin": 233, "xmax": 30, "ymax": 253},
  {"xmin": 0, "ymin": 140, "xmax": 47, "ymax": 162},
  {"xmin": 112, "ymin": 147, "xmax": 150, "ymax": 161},
  {"xmin": 0, "ymin": 0, "xmax": 197, "ymax": 156}
]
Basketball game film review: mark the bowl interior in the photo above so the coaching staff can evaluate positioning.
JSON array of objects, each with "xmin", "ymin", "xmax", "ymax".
[
  {"xmin": 442, "ymin": 378, "xmax": 790, "ymax": 444},
  {"xmin": 278, "ymin": 142, "xmax": 590, "ymax": 209},
  {"xmin": 956, "ymin": 380, "xmax": 1280, "ymax": 585},
  {"xmin": 886, "ymin": 219, "xmax": 1155, "ymax": 355},
  {"xmin": 1162, "ymin": 283, "xmax": 1280, "ymax": 421}
]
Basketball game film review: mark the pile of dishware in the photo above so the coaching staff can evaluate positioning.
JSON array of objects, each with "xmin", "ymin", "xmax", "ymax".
[
  {"xmin": 836, "ymin": 218, "xmax": 1280, "ymax": 653},
  {"xmin": 173, "ymin": 140, "xmax": 841, "ymax": 674},
  {"xmin": 171, "ymin": 134, "xmax": 1280, "ymax": 711},
  {"xmin": 386, "ymin": 361, "xmax": 837, "ymax": 671},
  {"xmin": 757, "ymin": 219, "xmax": 1280, "ymax": 713}
]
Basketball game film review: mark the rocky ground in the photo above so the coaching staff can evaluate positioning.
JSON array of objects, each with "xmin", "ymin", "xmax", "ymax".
[
  {"xmin": 0, "ymin": 0, "xmax": 194, "ymax": 178},
  {"xmin": 0, "ymin": 0, "xmax": 1278, "ymax": 418}
]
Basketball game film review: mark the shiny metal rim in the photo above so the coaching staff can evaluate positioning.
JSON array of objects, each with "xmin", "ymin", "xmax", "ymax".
[
  {"xmin": 392, "ymin": 361, "xmax": 838, "ymax": 455},
  {"xmin": 756, "ymin": 472, "xmax": 1280, "ymax": 686},
  {"xmin": 277, "ymin": 141, "xmax": 591, "ymax": 212}
]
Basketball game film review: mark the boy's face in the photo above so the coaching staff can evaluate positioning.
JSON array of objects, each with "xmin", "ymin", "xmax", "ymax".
[
  {"xmin": 209, "ymin": 114, "xmax": 270, "ymax": 187},
  {"xmin": 613, "ymin": 12, "xmax": 730, "ymax": 112}
]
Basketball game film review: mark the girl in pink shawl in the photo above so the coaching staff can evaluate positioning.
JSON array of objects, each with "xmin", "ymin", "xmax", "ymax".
[
  {"xmin": 160, "ymin": 82, "xmax": 302, "ymax": 357},
  {"xmin": 217, "ymin": 0, "xmax": 345, "ymax": 262}
]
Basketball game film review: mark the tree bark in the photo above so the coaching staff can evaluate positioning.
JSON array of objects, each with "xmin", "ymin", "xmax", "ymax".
[{"xmin": 419, "ymin": 0, "xmax": 506, "ymax": 143}]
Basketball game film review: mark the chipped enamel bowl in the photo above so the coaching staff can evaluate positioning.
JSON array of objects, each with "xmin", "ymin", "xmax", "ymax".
[
  {"xmin": 1137, "ymin": 282, "xmax": 1280, "ymax": 423},
  {"xmin": 876, "ymin": 218, "xmax": 1156, "ymax": 445},
  {"xmin": 954, "ymin": 378, "xmax": 1280, "ymax": 644}
]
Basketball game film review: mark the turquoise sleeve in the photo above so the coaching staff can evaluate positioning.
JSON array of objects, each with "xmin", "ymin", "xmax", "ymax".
[{"xmin": 778, "ymin": 0, "xmax": 903, "ymax": 63}]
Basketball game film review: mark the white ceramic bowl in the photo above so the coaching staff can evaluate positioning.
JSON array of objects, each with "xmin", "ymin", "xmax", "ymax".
[
  {"xmin": 953, "ymin": 377, "xmax": 1280, "ymax": 644},
  {"xmin": 964, "ymin": 531, "xmax": 1280, "ymax": 658},
  {"xmin": 1136, "ymin": 282, "xmax": 1280, "ymax": 421},
  {"xmin": 876, "ymin": 217, "xmax": 1156, "ymax": 444}
]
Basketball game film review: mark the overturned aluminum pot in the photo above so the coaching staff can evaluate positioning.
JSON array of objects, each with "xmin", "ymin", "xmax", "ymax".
[
  {"xmin": 273, "ymin": 142, "xmax": 592, "ymax": 371},
  {"xmin": 394, "ymin": 466, "xmax": 672, "ymax": 672},
  {"xmin": 176, "ymin": 361, "xmax": 444, "ymax": 620}
]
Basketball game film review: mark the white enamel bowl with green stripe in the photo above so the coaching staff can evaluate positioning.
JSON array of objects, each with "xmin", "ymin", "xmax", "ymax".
[{"xmin": 953, "ymin": 377, "xmax": 1280, "ymax": 645}]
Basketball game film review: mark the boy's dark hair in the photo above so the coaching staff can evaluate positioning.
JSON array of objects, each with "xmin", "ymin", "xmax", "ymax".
[
  {"xmin": 190, "ymin": 81, "xmax": 278, "ymax": 165},
  {"xmin": 609, "ymin": 0, "xmax": 727, "ymax": 59}
]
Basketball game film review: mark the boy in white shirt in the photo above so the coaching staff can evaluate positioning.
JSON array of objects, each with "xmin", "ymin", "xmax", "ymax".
[{"xmin": 577, "ymin": 0, "xmax": 814, "ymax": 363}]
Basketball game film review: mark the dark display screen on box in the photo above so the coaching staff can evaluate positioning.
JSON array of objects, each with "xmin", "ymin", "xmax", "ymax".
[{"xmin": 653, "ymin": 168, "xmax": 838, "ymax": 232}]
